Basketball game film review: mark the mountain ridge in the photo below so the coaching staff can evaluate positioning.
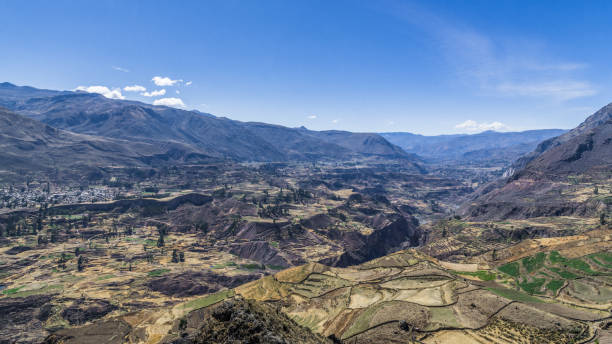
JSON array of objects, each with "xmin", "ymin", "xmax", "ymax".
[
  {"xmin": 0, "ymin": 82, "xmax": 417, "ymax": 166},
  {"xmin": 0, "ymin": 106, "xmax": 216, "ymax": 177},
  {"xmin": 465, "ymin": 103, "xmax": 612, "ymax": 220},
  {"xmin": 381, "ymin": 129, "xmax": 567, "ymax": 164}
]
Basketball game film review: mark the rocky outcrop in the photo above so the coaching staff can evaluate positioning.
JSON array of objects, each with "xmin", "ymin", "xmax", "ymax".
[
  {"xmin": 147, "ymin": 271, "xmax": 258, "ymax": 298},
  {"xmin": 44, "ymin": 319, "xmax": 131, "ymax": 344},
  {"xmin": 160, "ymin": 298, "xmax": 330, "ymax": 344},
  {"xmin": 0, "ymin": 294, "xmax": 54, "ymax": 344},
  {"xmin": 465, "ymin": 105, "xmax": 611, "ymax": 221},
  {"xmin": 320, "ymin": 215, "xmax": 421, "ymax": 267},
  {"xmin": 61, "ymin": 299, "xmax": 118, "ymax": 325},
  {"xmin": 227, "ymin": 241, "xmax": 290, "ymax": 267},
  {"xmin": 466, "ymin": 199, "xmax": 605, "ymax": 221}
]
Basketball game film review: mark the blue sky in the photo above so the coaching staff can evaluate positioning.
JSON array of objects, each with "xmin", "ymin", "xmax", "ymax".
[{"xmin": 1, "ymin": 0, "xmax": 611, "ymax": 135}]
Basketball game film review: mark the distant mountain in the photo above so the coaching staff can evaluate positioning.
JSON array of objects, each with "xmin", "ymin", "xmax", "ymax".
[
  {"xmin": 465, "ymin": 104, "xmax": 612, "ymax": 220},
  {"xmin": 510, "ymin": 103, "xmax": 612, "ymax": 174},
  {"xmin": 0, "ymin": 82, "xmax": 66, "ymax": 109},
  {"xmin": 511, "ymin": 103, "xmax": 611, "ymax": 179},
  {"xmin": 0, "ymin": 107, "xmax": 211, "ymax": 178},
  {"xmin": 0, "ymin": 82, "xmax": 415, "ymax": 166},
  {"xmin": 381, "ymin": 129, "xmax": 566, "ymax": 164}
]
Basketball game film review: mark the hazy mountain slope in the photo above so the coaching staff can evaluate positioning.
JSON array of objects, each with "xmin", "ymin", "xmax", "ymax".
[
  {"xmin": 305, "ymin": 129, "xmax": 410, "ymax": 157},
  {"xmin": 382, "ymin": 129, "xmax": 566, "ymax": 163},
  {"xmin": 0, "ymin": 82, "xmax": 414, "ymax": 164},
  {"xmin": 9, "ymin": 92, "xmax": 287, "ymax": 162},
  {"xmin": 511, "ymin": 102, "xmax": 612, "ymax": 172},
  {"xmin": 0, "ymin": 106, "xmax": 222, "ymax": 184},
  {"xmin": 0, "ymin": 82, "xmax": 66, "ymax": 109},
  {"xmin": 0, "ymin": 107, "xmax": 185, "ymax": 173},
  {"xmin": 465, "ymin": 104, "xmax": 612, "ymax": 220},
  {"xmin": 515, "ymin": 117, "xmax": 611, "ymax": 178}
]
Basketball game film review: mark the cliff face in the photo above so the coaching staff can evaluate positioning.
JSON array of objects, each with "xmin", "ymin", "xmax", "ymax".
[
  {"xmin": 464, "ymin": 104, "xmax": 612, "ymax": 221},
  {"xmin": 511, "ymin": 102, "xmax": 612, "ymax": 174}
]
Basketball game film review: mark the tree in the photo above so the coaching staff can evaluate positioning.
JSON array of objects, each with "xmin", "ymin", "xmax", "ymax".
[
  {"xmin": 77, "ymin": 256, "xmax": 85, "ymax": 271},
  {"xmin": 58, "ymin": 252, "xmax": 67, "ymax": 270},
  {"xmin": 157, "ymin": 232, "xmax": 165, "ymax": 247},
  {"xmin": 171, "ymin": 249, "xmax": 179, "ymax": 263},
  {"xmin": 75, "ymin": 247, "xmax": 80, "ymax": 256},
  {"xmin": 601, "ymin": 213, "xmax": 607, "ymax": 225},
  {"xmin": 179, "ymin": 251, "xmax": 185, "ymax": 262}
]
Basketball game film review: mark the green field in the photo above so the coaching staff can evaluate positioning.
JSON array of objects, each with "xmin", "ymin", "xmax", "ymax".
[
  {"xmin": 486, "ymin": 286, "xmax": 544, "ymax": 303},
  {"xmin": 453, "ymin": 270, "xmax": 496, "ymax": 281},
  {"xmin": 147, "ymin": 268, "xmax": 170, "ymax": 277},
  {"xmin": 499, "ymin": 262, "xmax": 520, "ymax": 277},
  {"xmin": 182, "ymin": 289, "xmax": 234, "ymax": 311},
  {"xmin": 496, "ymin": 250, "xmax": 611, "ymax": 296}
]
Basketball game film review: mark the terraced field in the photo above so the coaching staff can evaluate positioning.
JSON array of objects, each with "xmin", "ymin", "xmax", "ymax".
[
  {"xmin": 231, "ymin": 249, "xmax": 608, "ymax": 343},
  {"xmin": 492, "ymin": 249, "xmax": 612, "ymax": 312},
  {"xmin": 25, "ymin": 245, "xmax": 612, "ymax": 343}
]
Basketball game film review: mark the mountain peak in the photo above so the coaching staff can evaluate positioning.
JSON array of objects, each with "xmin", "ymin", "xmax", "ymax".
[{"xmin": 0, "ymin": 82, "xmax": 17, "ymax": 88}]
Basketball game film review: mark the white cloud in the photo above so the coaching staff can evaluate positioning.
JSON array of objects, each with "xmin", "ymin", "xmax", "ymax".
[
  {"xmin": 185, "ymin": 81, "xmax": 193, "ymax": 86},
  {"xmin": 331, "ymin": 119, "xmax": 339, "ymax": 124},
  {"xmin": 455, "ymin": 120, "xmax": 508, "ymax": 133},
  {"xmin": 307, "ymin": 115, "xmax": 317, "ymax": 119},
  {"xmin": 496, "ymin": 81, "xmax": 596, "ymax": 101},
  {"xmin": 153, "ymin": 97, "xmax": 185, "ymax": 108},
  {"xmin": 75, "ymin": 85, "xmax": 124, "ymax": 99},
  {"xmin": 387, "ymin": 3, "xmax": 596, "ymax": 101},
  {"xmin": 123, "ymin": 85, "xmax": 146, "ymax": 92},
  {"xmin": 141, "ymin": 89, "xmax": 166, "ymax": 97},
  {"xmin": 112, "ymin": 66, "xmax": 129, "ymax": 73},
  {"xmin": 175, "ymin": 90, "xmax": 180, "ymax": 94},
  {"xmin": 152, "ymin": 76, "xmax": 182, "ymax": 86}
]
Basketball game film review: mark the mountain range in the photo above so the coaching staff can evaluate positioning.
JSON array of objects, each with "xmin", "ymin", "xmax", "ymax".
[
  {"xmin": 510, "ymin": 102, "xmax": 612, "ymax": 177},
  {"xmin": 0, "ymin": 107, "xmax": 171, "ymax": 173},
  {"xmin": 381, "ymin": 129, "xmax": 567, "ymax": 164},
  {"xmin": 3, "ymin": 81, "xmax": 608, "ymax": 188},
  {"xmin": 0, "ymin": 82, "xmax": 417, "ymax": 177},
  {"xmin": 466, "ymin": 102, "xmax": 612, "ymax": 219}
]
